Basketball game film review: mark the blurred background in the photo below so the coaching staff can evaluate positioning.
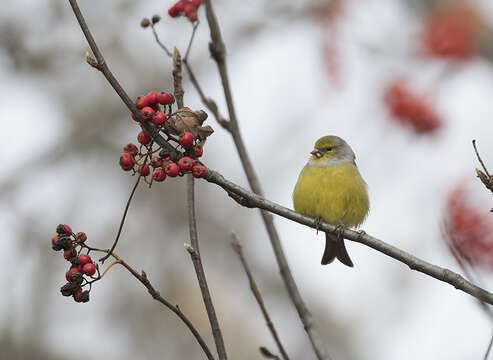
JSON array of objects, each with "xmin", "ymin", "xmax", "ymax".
[{"xmin": 2, "ymin": 0, "xmax": 493, "ymax": 359}]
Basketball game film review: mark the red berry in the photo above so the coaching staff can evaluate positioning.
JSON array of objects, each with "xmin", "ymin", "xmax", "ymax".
[
  {"xmin": 191, "ymin": 0, "xmax": 202, "ymax": 7},
  {"xmin": 78, "ymin": 254, "xmax": 92, "ymax": 266},
  {"xmin": 179, "ymin": 132, "xmax": 194, "ymax": 148},
  {"xmin": 168, "ymin": 5, "xmax": 180, "ymax": 17},
  {"xmin": 123, "ymin": 143, "xmax": 139, "ymax": 156},
  {"xmin": 150, "ymin": 157, "xmax": 163, "ymax": 168},
  {"xmin": 178, "ymin": 156, "xmax": 193, "ymax": 172},
  {"xmin": 157, "ymin": 92, "xmax": 173, "ymax": 105},
  {"xmin": 63, "ymin": 224, "xmax": 72, "ymax": 234},
  {"xmin": 120, "ymin": 153, "xmax": 135, "ymax": 171},
  {"xmin": 75, "ymin": 232, "xmax": 87, "ymax": 243},
  {"xmin": 140, "ymin": 106, "xmax": 155, "ymax": 121},
  {"xmin": 152, "ymin": 111, "xmax": 167, "ymax": 126},
  {"xmin": 51, "ymin": 235, "xmax": 59, "ymax": 245},
  {"xmin": 146, "ymin": 91, "xmax": 159, "ymax": 105},
  {"xmin": 152, "ymin": 168, "xmax": 167, "ymax": 182},
  {"xmin": 137, "ymin": 164, "xmax": 150, "ymax": 176},
  {"xmin": 184, "ymin": 3, "xmax": 195, "ymax": 16},
  {"xmin": 175, "ymin": 1, "xmax": 185, "ymax": 12},
  {"xmin": 187, "ymin": 10, "xmax": 198, "ymax": 22},
  {"xmin": 73, "ymin": 287, "xmax": 83, "ymax": 302},
  {"xmin": 64, "ymin": 248, "xmax": 77, "ymax": 260},
  {"xmin": 137, "ymin": 130, "xmax": 152, "ymax": 145},
  {"xmin": 66, "ymin": 267, "xmax": 82, "ymax": 282},
  {"xmin": 82, "ymin": 263, "xmax": 96, "ymax": 276},
  {"xmin": 131, "ymin": 113, "xmax": 139, "ymax": 122},
  {"xmin": 192, "ymin": 164, "xmax": 205, "ymax": 178},
  {"xmin": 135, "ymin": 95, "xmax": 148, "ymax": 109},
  {"xmin": 165, "ymin": 162, "xmax": 180, "ymax": 177},
  {"xmin": 192, "ymin": 144, "xmax": 203, "ymax": 157}
]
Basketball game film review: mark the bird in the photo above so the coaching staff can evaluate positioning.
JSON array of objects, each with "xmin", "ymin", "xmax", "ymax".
[{"xmin": 293, "ymin": 135, "xmax": 369, "ymax": 266}]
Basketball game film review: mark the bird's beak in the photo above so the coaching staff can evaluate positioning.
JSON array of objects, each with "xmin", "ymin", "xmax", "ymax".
[{"xmin": 310, "ymin": 149, "xmax": 322, "ymax": 158}]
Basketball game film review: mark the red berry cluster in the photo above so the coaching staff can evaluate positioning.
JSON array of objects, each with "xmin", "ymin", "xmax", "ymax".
[
  {"xmin": 51, "ymin": 224, "xmax": 97, "ymax": 303},
  {"xmin": 443, "ymin": 185, "xmax": 493, "ymax": 270},
  {"xmin": 168, "ymin": 0, "xmax": 202, "ymax": 22},
  {"xmin": 384, "ymin": 80, "xmax": 442, "ymax": 134},
  {"xmin": 420, "ymin": 3, "xmax": 482, "ymax": 61},
  {"xmin": 120, "ymin": 90, "xmax": 207, "ymax": 185}
]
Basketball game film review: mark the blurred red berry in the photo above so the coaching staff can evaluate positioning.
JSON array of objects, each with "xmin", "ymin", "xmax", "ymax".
[
  {"xmin": 168, "ymin": 5, "xmax": 181, "ymax": 18},
  {"xmin": 82, "ymin": 263, "xmax": 96, "ymax": 276},
  {"xmin": 384, "ymin": 80, "xmax": 442, "ymax": 134},
  {"xmin": 152, "ymin": 111, "xmax": 167, "ymax": 126},
  {"xmin": 443, "ymin": 184, "xmax": 493, "ymax": 270},
  {"xmin": 120, "ymin": 153, "xmax": 135, "ymax": 171},
  {"xmin": 73, "ymin": 287, "xmax": 83, "ymax": 302},
  {"xmin": 191, "ymin": 0, "xmax": 202, "ymax": 7},
  {"xmin": 75, "ymin": 232, "xmax": 87, "ymax": 243},
  {"xmin": 420, "ymin": 3, "xmax": 482, "ymax": 61},
  {"xmin": 51, "ymin": 235, "xmax": 59, "ymax": 245},
  {"xmin": 157, "ymin": 92, "xmax": 173, "ymax": 105},
  {"xmin": 78, "ymin": 254, "xmax": 92, "ymax": 266},
  {"xmin": 192, "ymin": 164, "xmax": 205, "ymax": 178},
  {"xmin": 64, "ymin": 248, "xmax": 77, "ymax": 260},
  {"xmin": 135, "ymin": 96, "xmax": 148, "ymax": 109},
  {"xmin": 137, "ymin": 164, "xmax": 150, "ymax": 176},
  {"xmin": 179, "ymin": 132, "xmax": 194, "ymax": 148},
  {"xmin": 152, "ymin": 168, "xmax": 167, "ymax": 182},
  {"xmin": 187, "ymin": 10, "xmax": 198, "ymax": 22},
  {"xmin": 178, "ymin": 156, "xmax": 193, "ymax": 172},
  {"xmin": 123, "ymin": 143, "xmax": 139, "ymax": 156},
  {"xmin": 63, "ymin": 224, "xmax": 72, "ymax": 234},
  {"xmin": 165, "ymin": 162, "xmax": 180, "ymax": 177},
  {"xmin": 66, "ymin": 268, "xmax": 82, "ymax": 282},
  {"xmin": 140, "ymin": 106, "xmax": 155, "ymax": 121},
  {"xmin": 137, "ymin": 130, "xmax": 152, "ymax": 145}
]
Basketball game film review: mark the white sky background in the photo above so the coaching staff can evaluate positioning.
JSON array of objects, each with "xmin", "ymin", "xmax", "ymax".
[{"xmin": 2, "ymin": 0, "xmax": 493, "ymax": 359}]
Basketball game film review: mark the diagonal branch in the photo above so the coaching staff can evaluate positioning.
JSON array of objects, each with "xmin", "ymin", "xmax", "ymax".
[
  {"xmin": 202, "ymin": 1, "xmax": 331, "ymax": 359},
  {"xmin": 231, "ymin": 233, "xmax": 290, "ymax": 360},
  {"xmin": 101, "ymin": 250, "xmax": 215, "ymax": 360}
]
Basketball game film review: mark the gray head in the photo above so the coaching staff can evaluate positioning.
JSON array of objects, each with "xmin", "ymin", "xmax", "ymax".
[{"xmin": 308, "ymin": 135, "xmax": 356, "ymax": 166}]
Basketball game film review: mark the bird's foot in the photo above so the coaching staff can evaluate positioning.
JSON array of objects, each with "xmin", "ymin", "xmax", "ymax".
[{"xmin": 335, "ymin": 224, "xmax": 346, "ymax": 241}]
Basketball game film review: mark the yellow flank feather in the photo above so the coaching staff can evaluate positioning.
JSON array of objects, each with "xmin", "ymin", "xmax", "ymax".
[{"xmin": 293, "ymin": 161, "xmax": 369, "ymax": 227}]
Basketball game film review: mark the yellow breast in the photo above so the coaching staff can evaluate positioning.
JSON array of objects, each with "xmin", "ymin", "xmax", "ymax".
[{"xmin": 293, "ymin": 162, "xmax": 369, "ymax": 227}]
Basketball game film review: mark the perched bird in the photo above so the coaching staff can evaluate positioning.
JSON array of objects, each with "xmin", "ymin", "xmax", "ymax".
[{"xmin": 293, "ymin": 136, "xmax": 369, "ymax": 266}]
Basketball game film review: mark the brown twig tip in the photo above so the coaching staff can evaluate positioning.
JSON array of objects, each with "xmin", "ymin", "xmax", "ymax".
[
  {"xmin": 230, "ymin": 232, "xmax": 242, "ymax": 252},
  {"xmin": 473, "ymin": 139, "xmax": 491, "ymax": 177}
]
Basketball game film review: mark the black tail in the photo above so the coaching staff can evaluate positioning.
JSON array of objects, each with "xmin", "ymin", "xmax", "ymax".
[{"xmin": 321, "ymin": 232, "xmax": 354, "ymax": 267}]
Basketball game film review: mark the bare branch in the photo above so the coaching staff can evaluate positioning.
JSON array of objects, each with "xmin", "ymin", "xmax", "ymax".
[
  {"xmin": 231, "ymin": 233, "xmax": 289, "ymax": 360},
  {"xmin": 104, "ymin": 251, "xmax": 215, "ymax": 360},
  {"xmin": 204, "ymin": 168, "xmax": 493, "ymax": 306},
  {"xmin": 186, "ymin": 176, "xmax": 228, "ymax": 360}
]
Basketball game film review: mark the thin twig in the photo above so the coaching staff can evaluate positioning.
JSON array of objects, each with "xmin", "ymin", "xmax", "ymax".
[
  {"xmin": 184, "ymin": 21, "xmax": 199, "ymax": 61},
  {"xmin": 484, "ymin": 331, "xmax": 493, "ymax": 360},
  {"xmin": 110, "ymin": 252, "xmax": 215, "ymax": 360},
  {"xmin": 150, "ymin": 23, "xmax": 173, "ymax": 57},
  {"xmin": 473, "ymin": 140, "xmax": 490, "ymax": 177},
  {"xmin": 231, "ymin": 233, "xmax": 290, "ymax": 360},
  {"xmin": 202, "ymin": 1, "xmax": 331, "ymax": 359},
  {"xmin": 100, "ymin": 163, "xmax": 145, "ymax": 263},
  {"xmin": 186, "ymin": 176, "xmax": 228, "ymax": 360},
  {"xmin": 203, "ymin": 168, "xmax": 493, "ymax": 306}
]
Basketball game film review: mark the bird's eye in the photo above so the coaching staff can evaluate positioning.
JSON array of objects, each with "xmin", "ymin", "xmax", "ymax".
[{"xmin": 326, "ymin": 147, "xmax": 333, "ymax": 151}]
